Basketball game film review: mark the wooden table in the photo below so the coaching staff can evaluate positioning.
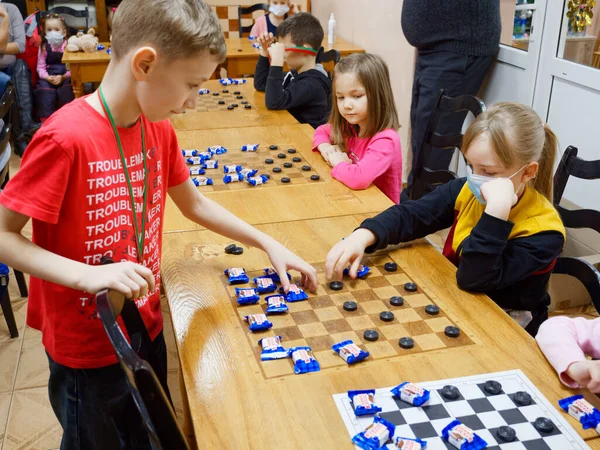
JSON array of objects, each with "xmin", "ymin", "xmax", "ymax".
[
  {"xmin": 164, "ymin": 124, "xmax": 393, "ymax": 233},
  {"xmin": 224, "ymin": 35, "xmax": 365, "ymax": 78},
  {"xmin": 161, "ymin": 215, "xmax": 600, "ymax": 448},
  {"xmin": 62, "ymin": 43, "xmax": 111, "ymax": 98},
  {"xmin": 169, "ymin": 80, "xmax": 299, "ymax": 131}
]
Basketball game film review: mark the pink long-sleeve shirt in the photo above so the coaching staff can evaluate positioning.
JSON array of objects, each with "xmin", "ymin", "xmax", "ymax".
[
  {"xmin": 37, "ymin": 41, "xmax": 70, "ymax": 80},
  {"xmin": 313, "ymin": 124, "xmax": 402, "ymax": 204},
  {"xmin": 536, "ymin": 316, "xmax": 600, "ymax": 387}
]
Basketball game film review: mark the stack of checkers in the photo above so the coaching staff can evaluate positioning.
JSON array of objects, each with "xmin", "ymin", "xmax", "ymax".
[
  {"xmin": 196, "ymin": 88, "xmax": 252, "ymax": 112},
  {"xmin": 187, "ymin": 144, "xmax": 324, "ymax": 192},
  {"xmin": 222, "ymin": 254, "xmax": 474, "ymax": 379}
]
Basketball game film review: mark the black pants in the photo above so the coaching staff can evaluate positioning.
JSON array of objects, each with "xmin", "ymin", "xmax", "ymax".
[
  {"xmin": 47, "ymin": 331, "xmax": 168, "ymax": 450},
  {"xmin": 401, "ymin": 50, "xmax": 495, "ymax": 202}
]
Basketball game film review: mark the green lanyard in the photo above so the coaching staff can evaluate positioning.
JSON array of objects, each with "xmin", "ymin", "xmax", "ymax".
[{"xmin": 98, "ymin": 86, "xmax": 147, "ymax": 263}]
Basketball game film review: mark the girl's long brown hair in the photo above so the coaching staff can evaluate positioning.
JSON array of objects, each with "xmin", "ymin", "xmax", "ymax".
[
  {"xmin": 329, "ymin": 53, "xmax": 399, "ymax": 152},
  {"xmin": 462, "ymin": 102, "xmax": 558, "ymax": 201}
]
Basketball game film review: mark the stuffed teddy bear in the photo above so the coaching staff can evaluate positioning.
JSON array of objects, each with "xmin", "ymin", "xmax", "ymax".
[{"xmin": 66, "ymin": 28, "xmax": 98, "ymax": 53}]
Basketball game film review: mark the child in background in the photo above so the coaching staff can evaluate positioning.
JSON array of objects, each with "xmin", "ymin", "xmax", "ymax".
[
  {"xmin": 0, "ymin": 1, "xmax": 317, "ymax": 447},
  {"xmin": 325, "ymin": 103, "xmax": 566, "ymax": 336},
  {"xmin": 35, "ymin": 14, "xmax": 74, "ymax": 122},
  {"xmin": 313, "ymin": 53, "xmax": 402, "ymax": 204},
  {"xmin": 253, "ymin": 12, "xmax": 331, "ymax": 128},
  {"xmin": 249, "ymin": 0, "xmax": 299, "ymax": 37},
  {"xmin": 537, "ymin": 316, "xmax": 600, "ymax": 393}
]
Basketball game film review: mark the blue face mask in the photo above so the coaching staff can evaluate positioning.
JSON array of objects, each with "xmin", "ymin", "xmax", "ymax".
[{"xmin": 466, "ymin": 165, "xmax": 527, "ymax": 205}]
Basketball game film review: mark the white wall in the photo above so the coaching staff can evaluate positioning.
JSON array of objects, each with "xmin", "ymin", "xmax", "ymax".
[{"xmin": 312, "ymin": 0, "xmax": 415, "ymax": 180}]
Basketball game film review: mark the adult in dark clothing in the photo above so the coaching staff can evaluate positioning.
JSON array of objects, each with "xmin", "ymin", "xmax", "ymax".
[{"xmin": 401, "ymin": 0, "xmax": 501, "ymax": 201}]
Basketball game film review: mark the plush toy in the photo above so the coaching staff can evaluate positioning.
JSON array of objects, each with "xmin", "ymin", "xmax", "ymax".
[{"xmin": 66, "ymin": 28, "xmax": 99, "ymax": 53}]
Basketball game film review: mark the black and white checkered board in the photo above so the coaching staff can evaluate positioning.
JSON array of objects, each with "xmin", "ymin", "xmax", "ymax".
[{"xmin": 333, "ymin": 370, "xmax": 588, "ymax": 450}]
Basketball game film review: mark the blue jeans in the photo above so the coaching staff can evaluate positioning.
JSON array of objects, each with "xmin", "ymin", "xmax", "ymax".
[
  {"xmin": 0, "ymin": 66, "xmax": 12, "ymax": 95},
  {"xmin": 47, "ymin": 331, "xmax": 168, "ymax": 450}
]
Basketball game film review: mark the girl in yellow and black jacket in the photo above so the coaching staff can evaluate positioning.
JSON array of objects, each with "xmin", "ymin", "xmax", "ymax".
[{"xmin": 325, "ymin": 103, "xmax": 566, "ymax": 336}]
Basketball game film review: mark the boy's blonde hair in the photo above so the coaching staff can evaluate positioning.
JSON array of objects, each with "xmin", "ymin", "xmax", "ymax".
[
  {"xmin": 462, "ymin": 102, "xmax": 558, "ymax": 201},
  {"xmin": 329, "ymin": 53, "xmax": 399, "ymax": 152},
  {"xmin": 111, "ymin": 0, "xmax": 226, "ymax": 62}
]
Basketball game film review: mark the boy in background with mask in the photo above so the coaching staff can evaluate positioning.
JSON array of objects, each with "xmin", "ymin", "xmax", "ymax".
[
  {"xmin": 250, "ymin": 0, "xmax": 299, "ymax": 38},
  {"xmin": 323, "ymin": 103, "xmax": 566, "ymax": 337},
  {"xmin": 35, "ymin": 14, "xmax": 74, "ymax": 122}
]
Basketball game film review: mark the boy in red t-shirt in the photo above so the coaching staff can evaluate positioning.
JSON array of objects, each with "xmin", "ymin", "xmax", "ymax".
[{"xmin": 0, "ymin": 1, "xmax": 317, "ymax": 448}]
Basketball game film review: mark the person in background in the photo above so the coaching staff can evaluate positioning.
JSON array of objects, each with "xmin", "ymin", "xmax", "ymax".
[
  {"xmin": 401, "ymin": 0, "xmax": 501, "ymax": 201},
  {"xmin": 249, "ymin": 0, "xmax": 299, "ymax": 37}
]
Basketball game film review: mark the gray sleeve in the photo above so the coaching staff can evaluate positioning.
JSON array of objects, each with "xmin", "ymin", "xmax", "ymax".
[{"xmin": 8, "ymin": 6, "xmax": 25, "ymax": 53}]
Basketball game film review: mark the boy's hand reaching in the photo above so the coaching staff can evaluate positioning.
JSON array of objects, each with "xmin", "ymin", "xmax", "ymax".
[
  {"xmin": 257, "ymin": 32, "xmax": 275, "ymax": 58},
  {"xmin": 76, "ymin": 261, "xmax": 156, "ymax": 300},
  {"xmin": 268, "ymin": 42, "xmax": 286, "ymax": 67},
  {"xmin": 325, "ymin": 229, "xmax": 377, "ymax": 281},
  {"xmin": 566, "ymin": 360, "xmax": 600, "ymax": 393},
  {"xmin": 262, "ymin": 240, "xmax": 318, "ymax": 293}
]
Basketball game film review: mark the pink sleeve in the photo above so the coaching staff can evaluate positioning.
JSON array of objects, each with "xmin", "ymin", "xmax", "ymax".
[
  {"xmin": 536, "ymin": 316, "xmax": 600, "ymax": 387},
  {"xmin": 312, "ymin": 124, "xmax": 332, "ymax": 151},
  {"xmin": 330, "ymin": 133, "xmax": 398, "ymax": 190},
  {"xmin": 37, "ymin": 45, "xmax": 49, "ymax": 80}
]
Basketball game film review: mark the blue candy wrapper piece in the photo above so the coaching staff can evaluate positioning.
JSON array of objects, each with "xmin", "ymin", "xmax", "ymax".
[
  {"xmin": 247, "ymin": 175, "xmax": 269, "ymax": 186},
  {"xmin": 106, "ymin": 48, "xmax": 112, "ymax": 55},
  {"xmin": 442, "ymin": 420, "xmax": 487, "ymax": 450},
  {"xmin": 391, "ymin": 382, "xmax": 430, "ymax": 406},
  {"xmin": 280, "ymin": 284, "xmax": 308, "ymax": 302},
  {"xmin": 348, "ymin": 390, "xmax": 381, "ymax": 416},
  {"xmin": 223, "ymin": 164, "xmax": 243, "ymax": 174},
  {"xmin": 182, "ymin": 149, "xmax": 198, "ymax": 157},
  {"xmin": 333, "ymin": 340, "xmax": 370, "ymax": 365},
  {"xmin": 235, "ymin": 288, "xmax": 260, "ymax": 305},
  {"xmin": 558, "ymin": 395, "xmax": 600, "ymax": 430},
  {"xmin": 223, "ymin": 173, "xmax": 244, "ymax": 184},
  {"xmin": 198, "ymin": 88, "xmax": 210, "ymax": 94},
  {"xmin": 97, "ymin": 44, "xmax": 105, "ymax": 50},
  {"xmin": 288, "ymin": 346, "xmax": 320, "ymax": 374},
  {"xmin": 186, "ymin": 156, "xmax": 204, "ymax": 165},
  {"xmin": 394, "ymin": 437, "xmax": 427, "ymax": 449},
  {"xmin": 197, "ymin": 151, "xmax": 212, "ymax": 161},
  {"xmin": 242, "ymin": 144, "xmax": 259, "ymax": 151},
  {"xmin": 189, "ymin": 167, "xmax": 205, "ymax": 176},
  {"xmin": 263, "ymin": 268, "xmax": 291, "ymax": 283},
  {"xmin": 253, "ymin": 276, "xmax": 277, "ymax": 294},
  {"xmin": 343, "ymin": 265, "xmax": 370, "ymax": 278},
  {"xmin": 203, "ymin": 160, "xmax": 218, "ymax": 170},
  {"xmin": 219, "ymin": 78, "xmax": 247, "ymax": 86},
  {"xmin": 240, "ymin": 168, "xmax": 259, "ymax": 178},
  {"xmin": 208, "ymin": 146, "xmax": 227, "ymax": 155},
  {"xmin": 192, "ymin": 176, "xmax": 213, "ymax": 186},
  {"xmin": 252, "ymin": 42, "xmax": 262, "ymax": 49},
  {"xmin": 248, "ymin": 35, "xmax": 257, "ymax": 40},
  {"xmin": 258, "ymin": 336, "xmax": 287, "ymax": 360},
  {"xmin": 225, "ymin": 267, "xmax": 249, "ymax": 285},
  {"xmin": 352, "ymin": 416, "xmax": 395, "ymax": 450},
  {"xmin": 265, "ymin": 295, "xmax": 289, "ymax": 314},
  {"xmin": 245, "ymin": 314, "xmax": 273, "ymax": 332}
]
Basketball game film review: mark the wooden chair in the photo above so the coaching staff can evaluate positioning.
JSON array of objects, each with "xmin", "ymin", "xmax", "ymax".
[
  {"xmin": 238, "ymin": 3, "xmax": 269, "ymax": 38},
  {"xmin": 96, "ymin": 259, "xmax": 189, "ymax": 450},
  {"xmin": 316, "ymin": 48, "xmax": 340, "ymax": 78},
  {"xmin": 553, "ymin": 145, "xmax": 600, "ymax": 313},
  {"xmin": 410, "ymin": 89, "xmax": 486, "ymax": 200},
  {"xmin": 37, "ymin": 6, "xmax": 89, "ymax": 37},
  {"xmin": 592, "ymin": 37, "xmax": 600, "ymax": 68}
]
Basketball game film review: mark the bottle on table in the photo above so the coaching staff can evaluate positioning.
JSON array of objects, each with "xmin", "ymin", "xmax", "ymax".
[{"xmin": 328, "ymin": 13, "xmax": 336, "ymax": 45}]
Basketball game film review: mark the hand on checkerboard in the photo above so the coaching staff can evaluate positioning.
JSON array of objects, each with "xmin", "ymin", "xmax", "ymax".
[
  {"xmin": 77, "ymin": 261, "xmax": 155, "ymax": 299},
  {"xmin": 263, "ymin": 240, "xmax": 318, "ymax": 292},
  {"xmin": 257, "ymin": 32, "xmax": 275, "ymax": 58},
  {"xmin": 326, "ymin": 229, "xmax": 377, "ymax": 281},
  {"xmin": 566, "ymin": 360, "xmax": 600, "ymax": 393}
]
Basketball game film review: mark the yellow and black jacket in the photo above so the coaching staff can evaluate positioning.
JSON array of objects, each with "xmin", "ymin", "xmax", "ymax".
[{"xmin": 361, "ymin": 178, "xmax": 566, "ymax": 335}]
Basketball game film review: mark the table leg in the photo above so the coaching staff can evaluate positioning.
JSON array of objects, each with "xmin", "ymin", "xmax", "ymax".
[{"xmin": 70, "ymin": 65, "xmax": 84, "ymax": 98}]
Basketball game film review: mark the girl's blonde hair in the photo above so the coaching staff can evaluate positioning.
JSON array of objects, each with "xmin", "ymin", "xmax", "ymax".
[
  {"xmin": 329, "ymin": 53, "xmax": 399, "ymax": 152},
  {"xmin": 462, "ymin": 102, "xmax": 558, "ymax": 201}
]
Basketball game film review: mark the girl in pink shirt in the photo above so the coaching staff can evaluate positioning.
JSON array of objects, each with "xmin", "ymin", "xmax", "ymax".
[
  {"xmin": 536, "ymin": 316, "xmax": 600, "ymax": 393},
  {"xmin": 313, "ymin": 53, "xmax": 403, "ymax": 203}
]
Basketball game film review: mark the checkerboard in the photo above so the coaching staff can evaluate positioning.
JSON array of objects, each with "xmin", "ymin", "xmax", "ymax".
[
  {"xmin": 222, "ymin": 253, "xmax": 475, "ymax": 380},
  {"xmin": 333, "ymin": 370, "xmax": 589, "ymax": 450},
  {"xmin": 196, "ymin": 88, "xmax": 253, "ymax": 112},
  {"xmin": 186, "ymin": 143, "xmax": 325, "ymax": 192}
]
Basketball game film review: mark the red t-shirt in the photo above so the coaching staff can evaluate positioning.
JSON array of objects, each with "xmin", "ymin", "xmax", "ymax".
[{"xmin": 0, "ymin": 97, "xmax": 189, "ymax": 369}]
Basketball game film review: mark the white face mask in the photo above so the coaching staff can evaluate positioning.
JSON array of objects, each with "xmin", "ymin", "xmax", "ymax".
[
  {"xmin": 46, "ymin": 30, "xmax": 65, "ymax": 48},
  {"xmin": 269, "ymin": 4, "xmax": 290, "ymax": 17},
  {"xmin": 466, "ymin": 164, "xmax": 528, "ymax": 205}
]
